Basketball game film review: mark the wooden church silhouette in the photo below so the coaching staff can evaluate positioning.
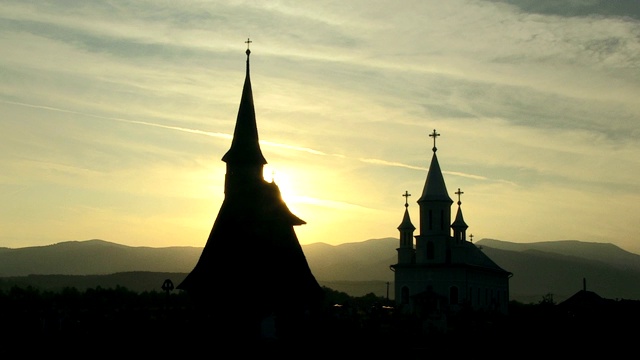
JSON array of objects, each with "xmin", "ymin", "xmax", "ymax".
[
  {"xmin": 391, "ymin": 129, "xmax": 512, "ymax": 315},
  {"xmin": 177, "ymin": 42, "xmax": 324, "ymax": 341}
]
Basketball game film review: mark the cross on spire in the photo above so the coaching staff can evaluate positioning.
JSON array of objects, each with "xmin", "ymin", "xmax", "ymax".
[
  {"xmin": 455, "ymin": 188, "xmax": 464, "ymax": 205},
  {"xmin": 429, "ymin": 129, "xmax": 440, "ymax": 152},
  {"xmin": 470, "ymin": 233, "xmax": 474, "ymax": 243},
  {"xmin": 245, "ymin": 37, "xmax": 252, "ymax": 55},
  {"xmin": 402, "ymin": 190, "xmax": 411, "ymax": 208}
]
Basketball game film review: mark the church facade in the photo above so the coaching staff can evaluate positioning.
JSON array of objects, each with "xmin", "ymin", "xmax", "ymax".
[{"xmin": 390, "ymin": 130, "xmax": 512, "ymax": 315}]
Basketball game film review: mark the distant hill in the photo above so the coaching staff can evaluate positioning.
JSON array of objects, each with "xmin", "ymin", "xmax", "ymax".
[
  {"xmin": 1, "ymin": 237, "xmax": 638, "ymax": 303},
  {"xmin": 476, "ymin": 238, "xmax": 640, "ymax": 272},
  {"xmin": 302, "ymin": 238, "xmax": 397, "ymax": 281},
  {"xmin": 0, "ymin": 239, "xmax": 201, "ymax": 276},
  {"xmin": 475, "ymin": 238, "xmax": 640, "ymax": 303}
]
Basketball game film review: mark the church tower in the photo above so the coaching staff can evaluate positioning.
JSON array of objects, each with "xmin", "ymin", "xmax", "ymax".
[
  {"xmin": 415, "ymin": 129, "xmax": 453, "ymax": 264},
  {"xmin": 177, "ymin": 41, "xmax": 324, "ymax": 341},
  {"xmin": 391, "ymin": 129, "xmax": 511, "ymax": 315}
]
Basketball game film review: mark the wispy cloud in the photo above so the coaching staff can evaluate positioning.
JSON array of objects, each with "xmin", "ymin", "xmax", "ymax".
[
  {"xmin": 2, "ymin": 0, "xmax": 640, "ymax": 254},
  {"xmin": 359, "ymin": 158, "xmax": 426, "ymax": 171}
]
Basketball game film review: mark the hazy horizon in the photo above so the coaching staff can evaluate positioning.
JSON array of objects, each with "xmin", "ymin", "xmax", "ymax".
[
  {"xmin": 2, "ymin": 1, "xmax": 640, "ymax": 254},
  {"xmin": 4, "ymin": 237, "xmax": 640, "ymax": 259}
]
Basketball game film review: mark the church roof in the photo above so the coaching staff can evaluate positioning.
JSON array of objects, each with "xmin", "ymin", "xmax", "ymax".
[
  {"xmin": 451, "ymin": 189, "xmax": 468, "ymax": 229},
  {"xmin": 221, "ymin": 48, "xmax": 267, "ymax": 165},
  {"xmin": 453, "ymin": 241, "xmax": 511, "ymax": 274},
  {"xmin": 398, "ymin": 207, "xmax": 416, "ymax": 230},
  {"xmin": 418, "ymin": 130, "xmax": 453, "ymax": 204},
  {"xmin": 451, "ymin": 206, "xmax": 468, "ymax": 229},
  {"xmin": 398, "ymin": 191, "xmax": 416, "ymax": 230}
]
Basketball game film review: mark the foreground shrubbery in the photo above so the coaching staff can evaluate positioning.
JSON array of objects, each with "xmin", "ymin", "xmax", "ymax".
[{"xmin": 0, "ymin": 285, "xmax": 637, "ymax": 350}]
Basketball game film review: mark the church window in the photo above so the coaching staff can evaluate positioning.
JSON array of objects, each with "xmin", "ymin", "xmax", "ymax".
[{"xmin": 428, "ymin": 211, "xmax": 433, "ymax": 230}]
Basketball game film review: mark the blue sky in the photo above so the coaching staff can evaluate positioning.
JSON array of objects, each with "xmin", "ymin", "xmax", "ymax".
[{"xmin": 2, "ymin": 0, "xmax": 640, "ymax": 254}]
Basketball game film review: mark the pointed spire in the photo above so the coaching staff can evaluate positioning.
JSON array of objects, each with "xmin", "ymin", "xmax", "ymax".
[
  {"xmin": 221, "ymin": 39, "xmax": 267, "ymax": 165},
  {"xmin": 452, "ymin": 188, "xmax": 468, "ymax": 229},
  {"xmin": 398, "ymin": 191, "xmax": 416, "ymax": 231},
  {"xmin": 418, "ymin": 129, "xmax": 452, "ymax": 204}
]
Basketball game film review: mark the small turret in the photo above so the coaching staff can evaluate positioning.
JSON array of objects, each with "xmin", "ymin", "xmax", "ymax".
[
  {"xmin": 397, "ymin": 191, "xmax": 416, "ymax": 264},
  {"xmin": 451, "ymin": 188, "xmax": 469, "ymax": 243}
]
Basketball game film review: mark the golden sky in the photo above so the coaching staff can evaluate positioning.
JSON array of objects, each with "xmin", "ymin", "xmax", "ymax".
[{"xmin": 2, "ymin": 1, "xmax": 640, "ymax": 254}]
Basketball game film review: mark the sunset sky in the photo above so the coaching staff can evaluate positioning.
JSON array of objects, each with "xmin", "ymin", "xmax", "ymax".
[{"xmin": 2, "ymin": 1, "xmax": 640, "ymax": 254}]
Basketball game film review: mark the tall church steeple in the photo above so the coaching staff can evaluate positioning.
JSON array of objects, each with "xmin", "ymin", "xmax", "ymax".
[
  {"xmin": 222, "ymin": 41, "xmax": 267, "ymax": 196},
  {"xmin": 415, "ymin": 129, "xmax": 453, "ymax": 263},
  {"xmin": 177, "ymin": 41, "xmax": 323, "ymax": 341}
]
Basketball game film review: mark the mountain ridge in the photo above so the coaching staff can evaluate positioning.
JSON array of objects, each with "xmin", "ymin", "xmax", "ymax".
[{"xmin": 1, "ymin": 237, "xmax": 638, "ymax": 303}]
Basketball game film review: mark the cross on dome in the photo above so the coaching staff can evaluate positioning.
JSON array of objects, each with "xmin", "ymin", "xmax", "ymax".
[
  {"xmin": 429, "ymin": 129, "xmax": 440, "ymax": 152},
  {"xmin": 245, "ymin": 38, "xmax": 252, "ymax": 55},
  {"xmin": 455, "ymin": 188, "xmax": 464, "ymax": 206},
  {"xmin": 402, "ymin": 190, "xmax": 411, "ymax": 208}
]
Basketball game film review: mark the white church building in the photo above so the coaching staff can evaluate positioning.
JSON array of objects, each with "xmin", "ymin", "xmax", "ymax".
[{"xmin": 390, "ymin": 129, "xmax": 512, "ymax": 315}]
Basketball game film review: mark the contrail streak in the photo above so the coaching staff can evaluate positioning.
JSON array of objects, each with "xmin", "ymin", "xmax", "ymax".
[{"xmin": 2, "ymin": 99, "xmax": 480, "ymax": 176}]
